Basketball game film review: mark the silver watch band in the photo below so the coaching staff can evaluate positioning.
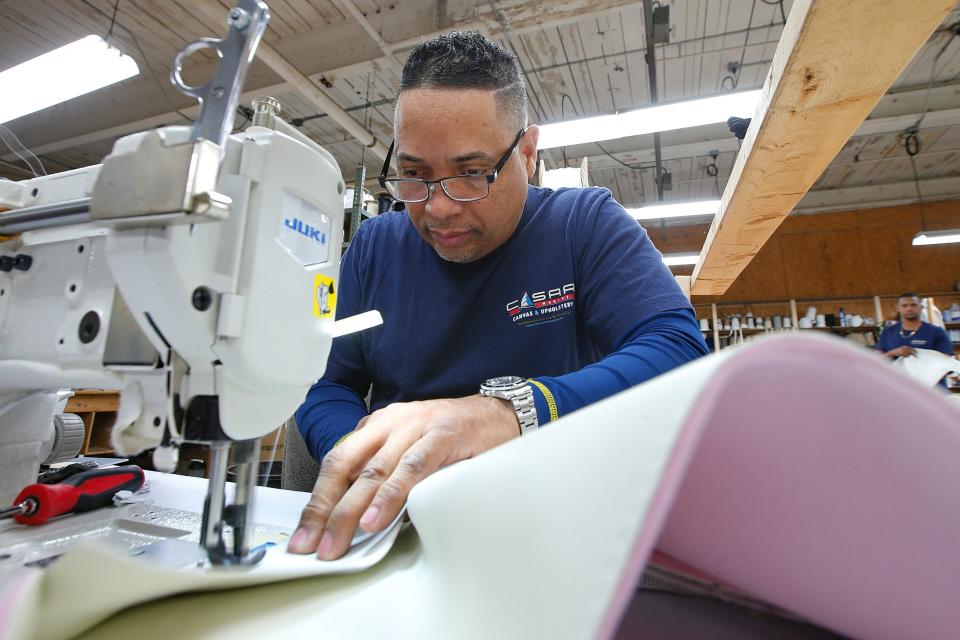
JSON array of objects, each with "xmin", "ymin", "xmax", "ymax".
[
  {"xmin": 510, "ymin": 386, "xmax": 538, "ymax": 436},
  {"xmin": 480, "ymin": 377, "xmax": 539, "ymax": 436}
]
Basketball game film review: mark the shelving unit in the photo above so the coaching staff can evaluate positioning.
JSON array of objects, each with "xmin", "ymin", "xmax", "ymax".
[
  {"xmin": 695, "ymin": 292, "xmax": 960, "ymax": 353},
  {"xmin": 64, "ymin": 390, "xmax": 120, "ymax": 456}
]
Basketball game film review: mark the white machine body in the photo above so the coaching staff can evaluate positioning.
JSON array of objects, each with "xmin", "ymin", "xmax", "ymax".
[{"xmin": 0, "ymin": 124, "xmax": 346, "ymax": 501}]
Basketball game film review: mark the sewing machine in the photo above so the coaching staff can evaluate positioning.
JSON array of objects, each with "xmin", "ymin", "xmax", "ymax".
[{"xmin": 0, "ymin": 0, "xmax": 354, "ymax": 565}]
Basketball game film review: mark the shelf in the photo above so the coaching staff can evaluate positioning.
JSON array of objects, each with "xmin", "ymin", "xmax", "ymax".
[
  {"xmin": 704, "ymin": 326, "xmax": 878, "ymax": 335},
  {"xmin": 810, "ymin": 326, "xmax": 877, "ymax": 334},
  {"xmin": 945, "ymin": 322, "xmax": 960, "ymax": 330}
]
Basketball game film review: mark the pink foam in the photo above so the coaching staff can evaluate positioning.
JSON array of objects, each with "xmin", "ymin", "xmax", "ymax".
[{"xmin": 601, "ymin": 336, "xmax": 960, "ymax": 639}]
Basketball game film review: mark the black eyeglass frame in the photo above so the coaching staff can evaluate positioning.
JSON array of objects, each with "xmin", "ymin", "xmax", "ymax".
[{"xmin": 377, "ymin": 127, "xmax": 528, "ymax": 203}]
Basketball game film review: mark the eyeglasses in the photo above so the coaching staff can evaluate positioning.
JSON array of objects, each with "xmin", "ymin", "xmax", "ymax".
[{"xmin": 378, "ymin": 128, "xmax": 527, "ymax": 204}]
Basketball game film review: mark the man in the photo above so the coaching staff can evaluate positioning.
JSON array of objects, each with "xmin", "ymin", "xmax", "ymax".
[
  {"xmin": 289, "ymin": 32, "xmax": 708, "ymax": 560},
  {"xmin": 877, "ymin": 293, "xmax": 953, "ymax": 360}
]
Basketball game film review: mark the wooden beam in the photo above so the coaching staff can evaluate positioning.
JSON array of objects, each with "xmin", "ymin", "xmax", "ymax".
[{"xmin": 690, "ymin": 0, "xmax": 955, "ymax": 296}]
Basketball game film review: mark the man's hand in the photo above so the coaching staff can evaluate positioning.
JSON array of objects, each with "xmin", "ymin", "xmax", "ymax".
[
  {"xmin": 885, "ymin": 346, "xmax": 917, "ymax": 358},
  {"xmin": 287, "ymin": 395, "xmax": 519, "ymax": 559}
]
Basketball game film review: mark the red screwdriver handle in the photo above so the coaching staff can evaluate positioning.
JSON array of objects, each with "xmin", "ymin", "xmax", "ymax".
[{"xmin": 12, "ymin": 465, "xmax": 145, "ymax": 526}]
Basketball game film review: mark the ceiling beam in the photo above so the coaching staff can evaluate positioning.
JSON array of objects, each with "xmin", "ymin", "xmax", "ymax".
[
  {"xmin": 690, "ymin": 0, "xmax": 955, "ymax": 296},
  {"xmin": 639, "ymin": 177, "xmax": 960, "ymax": 232},
  {"xmin": 391, "ymin": 0, "xmax": 647, "ymax": 49},
  {"xmin": 794, "ymin": 176, "xmax": 960, "ymax": 214},
  {"xmin": 189, "ymin": 0, "xmax": 390, "ymax": 161},
  {"xmin": 329, "ymin": 0, "xmax": 406, "ymax": 77}
]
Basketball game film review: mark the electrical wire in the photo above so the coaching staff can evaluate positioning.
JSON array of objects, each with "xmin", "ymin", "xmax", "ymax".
[
  {"xmin": 911, "ymin": 22, "xmax": 960, "ymax": 131},
  {"xmin": 898, "ymin": 22, "xmax": 959, "ymax": 232},
  {"xmin": 0, "ymin": 157, "xmax": 36, "ymax": 179},
  {"xmin": 77, "ymin": 0, "xmax": 194, "ymax": 124},
  {"xmin": 105, "ymin": 0, "xmax": 120, "ymax": 40},
  {"xmin": 487, "ymin": 2, "xmax": 551, "ymax": 126},
  {"xmin": 359, "ymin": 71, "xmax": 373, "ymax": 169},
  {"xmin": 559, "ymin": 93, "xmax": 577, "ymax": 168},
  {"xmin": 0, "ymin": 124, "xmax": 47, "ymax": 177},
  {"xmin": 558, "ymin": 92, "xmax": 654, "ymax": 172},
  {"xmin": 903, "ymin": 129, "xmax": 927, "ymax": 231},
  {"xmin": 231, "ymin": 106, "xmax": 252, "ymax": 133},
  {"xmin": 760, "ymin": 0, "xmax": 787, "ymax": 25},
  {"xmin": 595, "ymin": 142, "xmax": 655, "ymax": 171},
  {"xmin": 720, "ymin": 0, "xmax": 758, "ymax": 92}
]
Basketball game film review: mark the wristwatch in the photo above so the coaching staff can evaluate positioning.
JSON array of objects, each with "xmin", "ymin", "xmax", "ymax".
[{"xmin": 479, "ymin": 376, "xmax": 539, "ymax": 436}]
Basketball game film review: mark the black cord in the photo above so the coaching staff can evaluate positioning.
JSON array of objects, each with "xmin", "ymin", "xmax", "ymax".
[
  {"xmin": 557, "ymin": 93, "xmax": 653, "ymax": 172},
  {"xmin": 231, "ymin": 106, "xmax": 252, "ymax": 133},
  {"xmin": 705, "ymin": 152, "xmax": 720, "ymax": 197},
  {"xmin": 759, "ymin": 0, "xmax": 787, "ymax": 24},
  {"xmin": 903, "ymin": 129, "xmax": 927, "ymax": 231},
  {"xmin": 911, "ymin": 22, "xmax": 959, "ymax": 131},
  {"xmin": 595, "ymin": 142, "xmax": 654, "ymax": 171},
  {"xmin": 898, "ymin": 22, "xmax": 959, "ymax": 232},
  {"xmin": 560, "ymin": 93, "xmax": 580, "ymax": 168},
  {"xmin": 105, "ymin": 0, "xmax": 120, "ymax": 40},
  {"xmin": 78, "ymin": 0, "xmax": 194, "ymax": 124},
  {"xmin": 721, "ymin": 0, "xmax": 758, "ymax": 92}
]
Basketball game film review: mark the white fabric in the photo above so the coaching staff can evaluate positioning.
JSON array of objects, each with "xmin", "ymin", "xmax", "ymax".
[{"xmin": 892, "ymin": 348, "xmax": 960, "ymax": 386}]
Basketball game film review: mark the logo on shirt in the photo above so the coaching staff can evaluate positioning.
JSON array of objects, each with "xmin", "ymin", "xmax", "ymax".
[{"xmin": 506, "ymin": 283, "xmax": 576, "ymax": 327}]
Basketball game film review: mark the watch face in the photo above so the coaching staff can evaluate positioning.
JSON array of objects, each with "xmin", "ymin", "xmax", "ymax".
[{"xmin": 485, "ymin": 375, "xmax": 526, "ymax": 390}]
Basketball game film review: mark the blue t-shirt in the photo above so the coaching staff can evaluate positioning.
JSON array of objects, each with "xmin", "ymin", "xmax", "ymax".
[
  {"xmin": 877, "ymin": 322, "xmax": 953, "ymax": 356},
  {"xmin": 297, "ymin": 185, "xmax": 709, "ymax": 462}
]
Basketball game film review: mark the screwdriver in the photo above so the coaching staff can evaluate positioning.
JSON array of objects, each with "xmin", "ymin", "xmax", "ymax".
[{"xmin": 0, "ymin": 465, "xmax": 145, "ymax": 526}]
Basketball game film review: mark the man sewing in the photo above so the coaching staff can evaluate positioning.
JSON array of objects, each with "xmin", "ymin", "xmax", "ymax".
[
  {"xmin": 877, "ymin": 293, "xmax": 953, "ymax": 360},
  {"xmin": 288, "ymin": 32, "xmax": 709, "ymax": 560}
]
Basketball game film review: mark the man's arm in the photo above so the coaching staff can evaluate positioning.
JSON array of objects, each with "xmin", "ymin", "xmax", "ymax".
[
  {"xmin": 884, "ymin": 346, "xmax": 917, "ymax": 358},
  {"xmin": 286, "ymin": 311, "xmax": 705, "ymax": 560},
  {"xmin": 528, "ymin": 309, "xmax": 707, "ymax": 422},
  {"xmin": 932, "ymin": 326, "xmax": 954, "ymax": 356},
  {"xmin": 296, "ymin": 379, "xmax": 368, "ymax": 462},
  {"xmin": 295, "ymin": 223, "xmax": 372, "ymax": 461}
]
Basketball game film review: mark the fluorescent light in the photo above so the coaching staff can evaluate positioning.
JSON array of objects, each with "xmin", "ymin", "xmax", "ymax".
[
  {"xmin": 912, "ymin": 229, "xmax": 960, "ymax": 246},
  {"xmin": 0, "ymin": 35, "xmax": 139, "ymax": 124},
  {"xmin": 627, "ymin": 199, "xmax": 720, "ymax": 221},
  {"xmin": 662, "ymin": 253, "xmax": 699, "ymax": 267},
  {"xmin": 538, "ymin": 90, "xmax": 761, "ymax": 150}
]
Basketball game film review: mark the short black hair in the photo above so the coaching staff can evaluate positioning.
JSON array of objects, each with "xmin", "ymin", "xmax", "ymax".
[
  {"xmin": 399, "ymin": 31, "xmax": 528, "ymax": 131},
  {"xmin": 898, "ymin": 292, "xmax": 920, "ymax": 302}
]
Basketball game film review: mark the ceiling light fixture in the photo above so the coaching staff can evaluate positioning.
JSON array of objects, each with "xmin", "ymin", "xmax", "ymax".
[
  {"xmin": 537, "ymin": 90, "xmax": 761, "ymax": 150},
  {"xmin": 912, "ymin": 229, "xmax": 960, "ymax": 246},
  {"xmin": 0, "ymin": 35, "xmax": 140, "ymax": 124},
  {"xmin": 627, "ymin": 199, "xmax": 720, "ymax": 221},
  {"xmin": 662, "ymin": 253, "xmax": 700, "ymax": 267}
]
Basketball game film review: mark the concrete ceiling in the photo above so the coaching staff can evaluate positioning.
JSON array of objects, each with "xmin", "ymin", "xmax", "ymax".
[{"xmin": 2, "ymin": 0, "xmax": 960, "ymax": 229}]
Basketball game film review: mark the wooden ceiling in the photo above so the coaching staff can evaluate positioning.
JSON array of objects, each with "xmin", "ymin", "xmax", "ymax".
[{"xmin": 1, "ymin": 0, "xmax": 959, "ymax": 222}]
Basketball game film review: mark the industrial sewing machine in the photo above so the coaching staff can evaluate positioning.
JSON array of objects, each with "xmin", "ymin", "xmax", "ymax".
[{"xmin": 0, "ymin": 0, "xmax": 359, "ymax": 565}]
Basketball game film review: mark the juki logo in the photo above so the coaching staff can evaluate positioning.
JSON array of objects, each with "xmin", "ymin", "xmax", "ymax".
[{"xmin": 284, "ymin": 217, "xmax": 327, "ymax": 244}]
